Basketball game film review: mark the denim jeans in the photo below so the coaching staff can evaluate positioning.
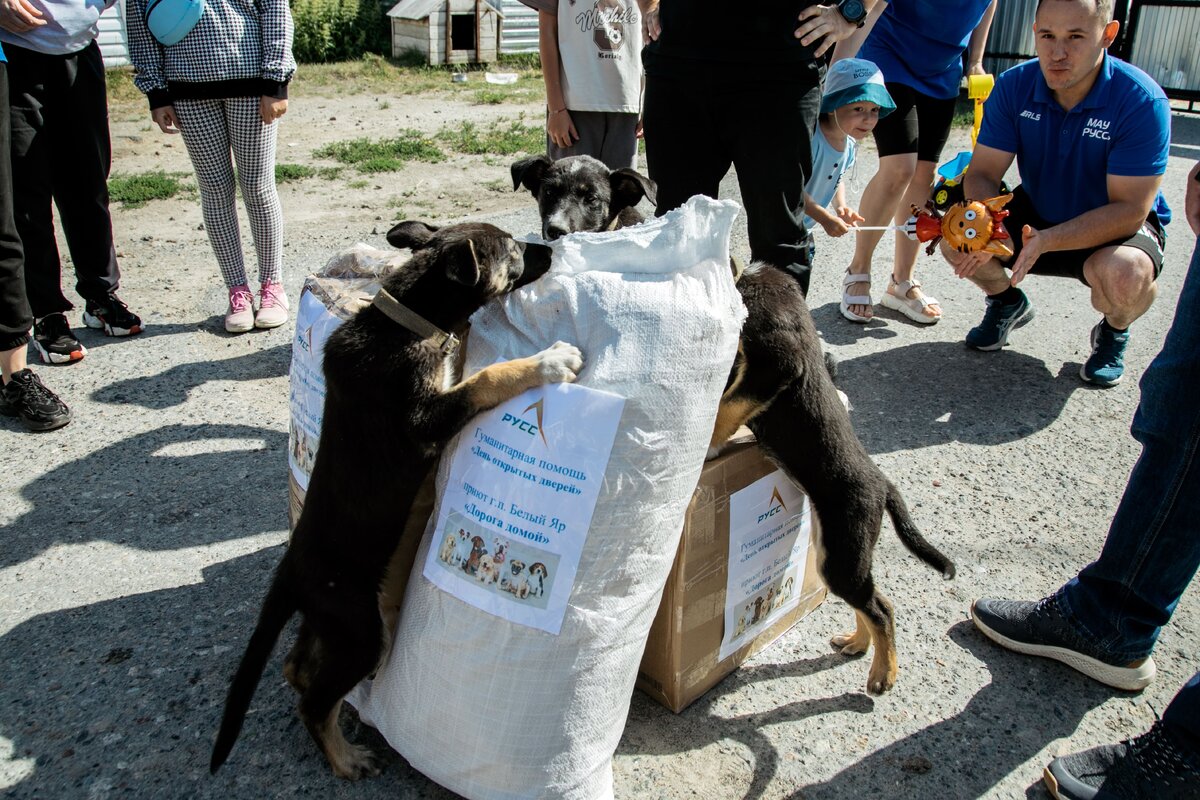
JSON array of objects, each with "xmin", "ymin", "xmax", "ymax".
[
  {"xmin": 1058, "ymin": 235, "xmax": 1200, "ymax": 744},
  {"xmin": 1163, "ymin": 670, "xmax": 1200, "ymax": 752}
]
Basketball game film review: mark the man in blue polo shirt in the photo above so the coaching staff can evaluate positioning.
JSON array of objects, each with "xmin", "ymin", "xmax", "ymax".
[{"xmin": 942, "ymin": 0, "xmax": 1170, "ymax": 387}]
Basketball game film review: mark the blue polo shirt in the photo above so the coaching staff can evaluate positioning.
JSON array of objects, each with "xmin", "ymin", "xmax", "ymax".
[
  {"xmin": 859, "ymin": 0, "xmax": 994, "ymax": 99},
  {"xmin": 977, "ymin": 55, "xmax": 1171, "ymax": 227}
]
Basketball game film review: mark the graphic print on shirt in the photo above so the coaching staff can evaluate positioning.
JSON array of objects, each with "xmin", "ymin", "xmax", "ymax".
[{"xmin": 571, "ymin": 0, "xmax": 639, "ymax": 58}]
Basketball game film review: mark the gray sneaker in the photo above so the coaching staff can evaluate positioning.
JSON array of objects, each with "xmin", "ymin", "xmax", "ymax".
[
  {"xmin": 971, "ymin": 596, "xmax": 1156, "ymax": 691},
  {"xmin": 1044, "ymin": 719, "xmax": 1200, "ymax": 799}
]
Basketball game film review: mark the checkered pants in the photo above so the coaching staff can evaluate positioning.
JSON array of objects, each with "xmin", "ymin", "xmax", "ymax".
[{"xmin": 174, "ymin": 97, "xmax": 282, "ymax": 289}]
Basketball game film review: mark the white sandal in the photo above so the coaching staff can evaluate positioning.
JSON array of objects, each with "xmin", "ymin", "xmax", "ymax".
[
  {"xmin": 880, "ymin": 276, "xmax": 941, "ymax": 325},
  {"xmin": 840, "ymin": 271, "xmax": 873, "ymax": 323}
]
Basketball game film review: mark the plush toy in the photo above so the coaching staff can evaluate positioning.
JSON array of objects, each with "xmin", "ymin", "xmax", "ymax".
[{"xmin": 904, "ymin": 194, "xmax": 1014, "ymax": 257}]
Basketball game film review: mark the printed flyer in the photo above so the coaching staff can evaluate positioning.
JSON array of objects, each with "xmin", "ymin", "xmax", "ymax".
[
  {"xmin": 718, "ymin": 471, "xmax": 812, "ymax": 661},
  {"xmin": 287, "ymin": 291, "xmax": 344, "ymax": 490},
  {"xmin": 422, "ymin": 382, "xmax": 625, "ymax": 635}
]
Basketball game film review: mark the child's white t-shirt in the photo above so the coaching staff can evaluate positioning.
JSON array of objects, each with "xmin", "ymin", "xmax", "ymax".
[
  {"xmin": 802, "ymin": 125, "xmax": 857, "ymax": 230},
  {"xmin": 524, "ymin": 0, "xmax": 643, "ymax": 113}
]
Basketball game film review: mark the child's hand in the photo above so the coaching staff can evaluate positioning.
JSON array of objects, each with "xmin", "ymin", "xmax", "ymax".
[
  {"xmin": 821, "ymin": 217, "xmax": 851, "ymax": 237},
  {"xmin": 547, "ymin": 108, "xmax": 578, "ymax": 149},
  {"xmin": 260, "ymin": 96, "xmax": 288, "ymax": 125},
  {"xmin": 837, "ymin": 206, "xmax": 864, "ymax": 226},
  {"xmin": 151, "ymin": 106, "xmax": 181, "ymax": 135}
]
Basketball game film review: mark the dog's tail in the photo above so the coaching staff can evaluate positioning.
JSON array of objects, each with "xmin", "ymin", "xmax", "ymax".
[
  {"xmin": 210, "ymin": 569, "xmax": 297, "ymax": 774},
  {"xmin": 885, "ymin": 482, "xmax": 956, "ymax": 580}
]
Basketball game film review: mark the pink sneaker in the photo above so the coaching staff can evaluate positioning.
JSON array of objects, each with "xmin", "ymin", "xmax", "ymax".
[
  {"xmin": 225, "ymin": 284, "xmax": 254, "ymax": 333},
  {"xmin": 255, "ymin": 283, "xmax": 290, "ymax": 329}
]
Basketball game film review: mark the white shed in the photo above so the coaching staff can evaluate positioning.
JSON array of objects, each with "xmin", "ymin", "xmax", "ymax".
[
  {"xmin": 388, "ymin": 0, "xmax": 505, "ymax": 65},
  {"xmin": 99, "ymin": 0, "xmax": 131, "ymax": 68}
]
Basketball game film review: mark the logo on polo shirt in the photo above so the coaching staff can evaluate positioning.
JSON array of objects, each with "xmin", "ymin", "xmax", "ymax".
[
  {"xmin": 1082, "ymin": 117, "xmax": 1111, "ymax": 140},
  {"xmin": 1020, "ymin": 109, "xmax": 1041, "ymax": 121}
]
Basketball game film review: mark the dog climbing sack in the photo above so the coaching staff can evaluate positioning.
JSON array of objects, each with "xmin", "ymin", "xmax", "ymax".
[
  {"xmin": 348, "ymin": 196, "xmax": 747, "ymax": 800},
  {"xmin": 144, "ymin": 0, "xmax": 205, "ymax": 45}
]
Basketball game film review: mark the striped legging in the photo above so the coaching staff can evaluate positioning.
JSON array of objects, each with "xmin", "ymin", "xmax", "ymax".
[{"xmin": 174, "ymin": 96, "xmax": 282, "ymax": 288}]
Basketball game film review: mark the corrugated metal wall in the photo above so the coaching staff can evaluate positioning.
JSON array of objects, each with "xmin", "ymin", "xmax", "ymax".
[
  {"xmin": 98, "ymin": 0, "xmax": 130, "ymax": 68},
  {"xmin": 983, "ymin": 0, "xmax": 1036, "ymax": 76},
  {"xmin": 500, "ymin": 0, "xmax": 538, "ymax": 53},
  {"xmin": 1128, "ymin": 3, "xmax": 1200, "ymax": 93}
]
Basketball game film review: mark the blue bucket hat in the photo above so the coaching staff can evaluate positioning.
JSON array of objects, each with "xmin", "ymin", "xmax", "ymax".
[
  {"xmin": 145, "ymin": 0, "xmax": 205, "ymax": 46},
  {"xmin": 820, "ymin": 58, "xmax": 896, "ymax": 118}
]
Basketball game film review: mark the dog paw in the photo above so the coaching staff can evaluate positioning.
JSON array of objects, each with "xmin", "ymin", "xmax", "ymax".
[
  {"xmin": 866, "ymin": 673, "xmax": 896, "ymax": 695},
  {"xmin": 331, "ymin": 744, "xmax": 382, "ymax": 780},
  {"xmin": 536, "ymin": 341, "xmax": 583, "ymax": 383},
  {"xmin": 705, "ymin": 444, "xmax": 723, "ymax": 461},
  {"xmin": 831, "ymin": 633, "xmax": 869, "ymax": 656}
]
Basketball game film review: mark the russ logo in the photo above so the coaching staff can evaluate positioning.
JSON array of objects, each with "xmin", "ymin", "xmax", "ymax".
[
  {"xmin": 297, "ymin": 324, "xmax": 313, "ymax": 353},
  {"xmin": 501, "ymin": 398, "xmax": 548, "ymax": 445},
  {"xmin": 757, "ymin": 485, "xmax": 788, "ymax": 525}
]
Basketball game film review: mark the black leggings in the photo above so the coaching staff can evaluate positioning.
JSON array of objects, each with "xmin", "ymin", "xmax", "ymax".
[
  {"xmin": 0, "ymin": 61, "xmax": 32, "ymax": 352},
  {"xmin": 871, "ymin": 81, "xmax": 958, "ymax": 164}
]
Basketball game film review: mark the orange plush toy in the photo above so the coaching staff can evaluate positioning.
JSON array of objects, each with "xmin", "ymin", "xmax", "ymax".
[{"xmin": 905, "ymin": 193, "xmax": 1014, "ymax": 257}]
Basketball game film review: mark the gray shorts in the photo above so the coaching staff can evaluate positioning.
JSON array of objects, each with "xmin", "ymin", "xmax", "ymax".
[{"xmin": 547, "ymin": 110, "xmax": 639, "ymax": 171}]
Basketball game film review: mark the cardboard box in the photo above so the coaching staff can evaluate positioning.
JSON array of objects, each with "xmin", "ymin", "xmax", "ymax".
[{"xmin": 636, "ymin": 431, "xmax": 826, "ymax": 713}]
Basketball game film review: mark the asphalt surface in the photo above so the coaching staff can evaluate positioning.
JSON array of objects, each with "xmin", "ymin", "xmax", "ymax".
[{"xmin": 2, "ymin": 116, "xmax": 1199, "ymax": 800}]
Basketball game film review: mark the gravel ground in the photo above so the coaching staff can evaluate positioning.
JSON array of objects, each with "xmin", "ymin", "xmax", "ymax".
[{"xmin": 1, "ymin": 104, "xmax": 1198, "ymax": 800}]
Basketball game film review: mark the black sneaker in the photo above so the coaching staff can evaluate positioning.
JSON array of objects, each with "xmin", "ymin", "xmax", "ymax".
[
  {"xmin": 1044, "ymin": 719, "xmax": 1200, "ymax": 799},
  {"xmin": 0, "ymin": 369, "xmax": 71, "ymax": 431},
  {"xmin": 971, "ymin": 596, "xmax": 1156, "ymax": 690},
  {"xmin": 83, "ymin": 292, "xmax": 142, "ymax": 336},
  {"xmin": 33, "ymin": 312, "xmax": 87, "ymax": 364}
]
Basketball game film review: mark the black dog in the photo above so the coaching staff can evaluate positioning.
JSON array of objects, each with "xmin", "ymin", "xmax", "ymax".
[
  {"xmin": 710, "ymin": 263, "xmax": 955, "ymax": 694},
  {"xmin": 510, "ymin": 154, "xmax": 657, "ymax": 240},
  {"xmin": 210, "ymin": 221, "xmax": 582, "ymax": 779}
]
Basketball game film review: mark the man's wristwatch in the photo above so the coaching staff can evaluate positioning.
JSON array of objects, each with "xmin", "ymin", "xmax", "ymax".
[{"xmin": 837, "ymin": 0, "xmax": 868, "ymax": 28}]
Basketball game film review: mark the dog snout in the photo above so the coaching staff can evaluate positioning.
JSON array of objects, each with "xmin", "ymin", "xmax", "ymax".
[{"xmin": 544, "ymin": 223, "xmax": 569, "ymax": 241}]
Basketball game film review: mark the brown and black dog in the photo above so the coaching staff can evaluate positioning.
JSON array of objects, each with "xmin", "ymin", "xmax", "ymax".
[
  {"xmin": 509, "ymin": 155, "xmax": 955, "ymax": 695},
  {"xmin": 710, "ymin": 263, "xmax": 955, "ymax": 694},
  {"xmin": 209, "ymin": 221, "xmax": 582, "ymax": 779}
]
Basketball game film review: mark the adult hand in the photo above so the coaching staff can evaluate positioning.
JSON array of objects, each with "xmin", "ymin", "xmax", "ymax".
[
  {"xmin": 547, "ymin": 109, "xmax": 578, "ymax": 149},
  {"xmin": 642, "ymin": 7, "xmax": 660, "ymax": 42},
  {"xmin": 1009, "ymin": 224, "xmax": 1045, "ymax": 285},
  {"xmin": 837, "ymin": 205, "xmax": 864, "ymax": 226},
  {"xmin": 1187, "ymin": 161, "xmax": 1200, "ymax": 237},
  {"xmin": 151, "ymin": 106, "xmax": 181, "ymax": 134},
  {"xmin": 0, "ymin": 0, "xmax": 45, "ymax": 33},
  {"xmin": 795, "ymin": 4, "xmax": 856, "ymax": 58},
  {"xmin": 260, "ymin": 96, "xmax": 287, "ymax": 125},
  {"xmin": 941, "ymin": 240, "xmax": 993, "ymax": 279}
]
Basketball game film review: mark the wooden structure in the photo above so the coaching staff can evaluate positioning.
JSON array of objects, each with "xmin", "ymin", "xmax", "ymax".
[{"xmin": 388, "ymin": 0, "xmax": 505, "ymax": 64}]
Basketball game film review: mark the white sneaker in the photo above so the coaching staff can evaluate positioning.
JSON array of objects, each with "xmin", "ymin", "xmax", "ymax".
[
  {"xmin": 225, "ymin": 285, "xmax": 254, "ymax": 333},
  {"xmin": 255, "ymin": 283, "xmax": 289, "ymax": 329}
]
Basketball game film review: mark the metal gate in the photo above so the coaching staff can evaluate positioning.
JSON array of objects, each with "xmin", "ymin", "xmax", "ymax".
[{"xmin": 984, "ymin": 0, "xmax": 1200, "ymax": 107}]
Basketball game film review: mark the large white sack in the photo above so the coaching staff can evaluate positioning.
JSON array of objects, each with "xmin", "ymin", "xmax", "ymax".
[{"xmin": 350, "ymin": 196, "xmax": 746, "ymax": 800}]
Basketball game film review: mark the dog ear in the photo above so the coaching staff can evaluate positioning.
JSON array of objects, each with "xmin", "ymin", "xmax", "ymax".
[
  {"xmin": 445, "ymin": 238, "xmax": 482, "ymax": 287},
  {"xmin": 511, "ymin": 154, "xmax": 553, "ymax": 196},
  {"xmin": 610, "ymin": 168, "xmax": 658, "ymax": 211},
  {"xmin": 387, "ymin": 220, "xmax": 439, "ymax": 250}
]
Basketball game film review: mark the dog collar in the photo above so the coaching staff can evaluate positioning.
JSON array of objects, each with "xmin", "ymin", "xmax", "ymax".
[{"xmin": 371, "ymin": 288, "xmax": 460, "ymax": 355}]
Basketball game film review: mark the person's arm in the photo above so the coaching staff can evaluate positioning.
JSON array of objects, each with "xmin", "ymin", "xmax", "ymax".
[
  {"xmin": 833, "ymin": 183, "xmax": 864, "ymax": 226},
  {"xmin": 1008, "ymin": 173, "xmax": 1163, "ymax": 285},
  {"xmin": 966, "ymin": 0, "xmax": 998, "ymax": 76},
  {"xmin": 258, "ymin": 0, "xmax": 294, "ymax": 124},
  {"xmin": 830, "ymin": 0, "xmax": 886, "ymax": 63},
  {"xmin": 538, "ymin": 10, "xmax": 577, "ymax": 149},
  {"xmin": 796, "ymin": 0, "xmax": 882, "ymax": 59},
  {"xmin": 637, "ymin": 0, "xmax": 659, "ymax": 41},
  {"xmin": 1187, "ymin": 160, "xmax": 1200, "ymax": 237},
  {"xmin": 120, "ymin": 0, "xmax": 178, "ymax": 131},
  {"xmin": 805, "ymin": 191, "xmax": 851, "ymax": 237}
]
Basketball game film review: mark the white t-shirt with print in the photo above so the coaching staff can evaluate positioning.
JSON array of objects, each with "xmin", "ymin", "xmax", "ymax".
[{"xmin": 526, "ymin": 0, "xmax": 643, "ymax": 113}]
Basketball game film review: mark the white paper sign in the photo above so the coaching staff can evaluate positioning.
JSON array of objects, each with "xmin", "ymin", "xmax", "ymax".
[
  {"xmin": 422, "ymin": 382, "xmax": 625, "ymax": 635},
  {"xmin": 287, "ymin": 290, "xmax": 344, "ymax": 491},
  {"xmin": 718, "ymin": 471, "xmax": 812, "ymax": 661}
]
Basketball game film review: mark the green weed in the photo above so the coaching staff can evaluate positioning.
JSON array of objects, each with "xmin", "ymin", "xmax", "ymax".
[
  {"xmin": 275, "ymin": 163, "xmax": 318, "ymax": 183},
  {"xmin": 438, "ymin": 119, "xmax": 542, "ymax": 156},
  {"xmin": 108, "ymin": 171, "xmax": 182, "ymax": 207}
]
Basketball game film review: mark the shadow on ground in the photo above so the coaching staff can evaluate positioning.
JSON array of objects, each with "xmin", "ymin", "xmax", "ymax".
[
  {"xmin": 90, "ymin": 345, "xmax": 291, "ymax": 409},
  {"xmin": 3, "ymin": 423, "xmax": 288, "ymax": 569}
]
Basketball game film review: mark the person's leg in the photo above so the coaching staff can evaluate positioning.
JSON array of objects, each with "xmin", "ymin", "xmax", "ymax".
[
  {"xmin": 730, "ymin": 80, "xmax": 821, "ymax": 295},
  {"xmin": 48, "ymin": 42, "xmax": 121, "ymax": 305},
  {"xmin": 883, "ymin": 92, "xmax": 957, "ymax": 322},
  {"xmin": 1057, "ymin": 237, "xmax": 1199, "ymax": 658},
  {"xmin": 973, "ymin": 235, "xmax": 1200, "ymax": 690},
  {"xmin": 596, "ymin": 112, "xmax": 639, "ymax": 172},
  {"xmin": 225, "ymin": 96, "xmax": 288, "ymax": 328},
  {"xmin": 547, "ymin": 109, "xmax": 601, "ymax": 163},
  {"xmin": 844, "ymin": 83, "xmax": 919, "ymax": 319},
  {"xmin": 642, "ymin": 75, "xmax": 730, "ymax": 217},
  {"xmin": 0, "ymin": 62, "xmax": 69, "ymax": 431},
  {"xmin": 4, "ymin": 45, "xmax": 70, "ymax": 318},
  {"xmin": 1164, "ymin": 671, "xmax": 1200, "ymax": 751}
]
